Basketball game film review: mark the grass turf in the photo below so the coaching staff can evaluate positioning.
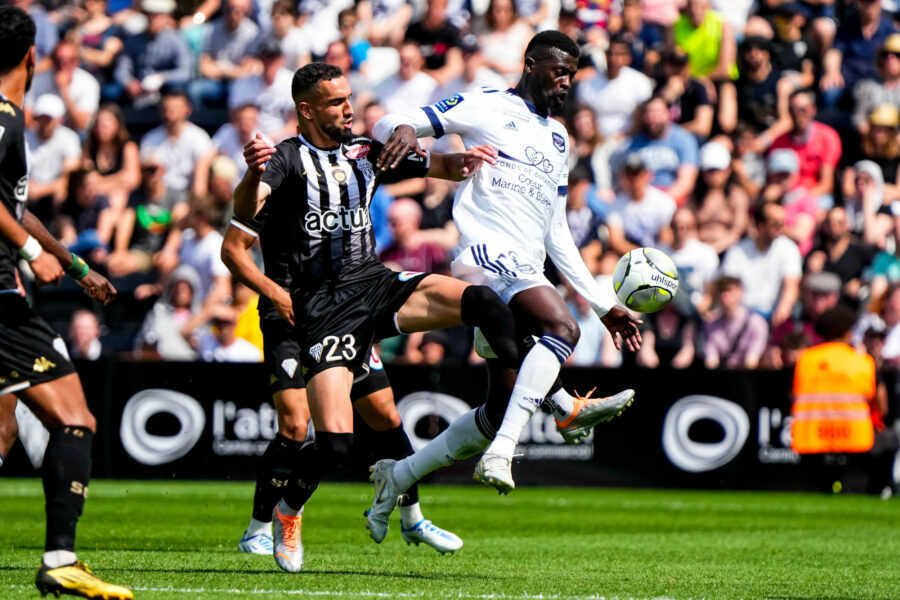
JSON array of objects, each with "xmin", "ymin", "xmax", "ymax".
[{"xmin": 1, "ymin": 479, "xmax": 898, "ymax": 600}]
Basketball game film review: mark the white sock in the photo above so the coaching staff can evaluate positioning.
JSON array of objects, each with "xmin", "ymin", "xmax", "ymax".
[
  {"xmin": 399, "ymin": 502, "xmax": 425, "ymax": 529},
  {"xmin": 488, "ymin": 338, "xmax": 570, "ymax": 458},
  {"xmin": 43, "ymin": 550, "xmax": 77, "ymax": 569},
  {"xmin": 276, "ymin": 498, "xmax": 302, "ymax": 517},
  {"xmin": 393, "ymin": 408, "xmax": 492, "ymax": 491},
  {"xmin": 545, "ymin": 388, "xmax": 576, "ymax": 420},
  {"xmin": 245, "ymin": 517, "xmax": 271, "ymax": 536}
]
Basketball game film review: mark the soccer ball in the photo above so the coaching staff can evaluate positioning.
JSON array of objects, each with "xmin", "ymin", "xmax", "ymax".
[{"xmin": 612, "ymin": 248, "xmax": 679, "ymax": 313}]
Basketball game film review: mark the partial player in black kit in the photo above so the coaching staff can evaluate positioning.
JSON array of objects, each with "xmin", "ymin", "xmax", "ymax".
[
  {"xmin": 0, "ymin": 6, "xmax": 129, "ymax": 599},
  {"xmin": 232, "ymin": 62, "xmax": 520, "ymax": 572},
  {"xmin": 223, "ymin": 183, "xmax": 463, "ymax": 558}
]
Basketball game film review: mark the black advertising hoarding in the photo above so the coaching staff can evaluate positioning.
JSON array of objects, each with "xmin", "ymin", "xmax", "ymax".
[{"xmin": 3, "ymin": 360, "xmax": 896, "ymax": 491}]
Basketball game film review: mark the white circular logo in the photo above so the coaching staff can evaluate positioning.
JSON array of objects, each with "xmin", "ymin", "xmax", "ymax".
[
  {"xmin": 120, "ymin": 389, "xmax": 205, "ymax": 465},
  {"xmin": 396, "ymin": 392, "xmax": 472, "ymax": 452},
  {"xmin": 662, "ymin": 395, "xmax": 749, "ymax": 473}
]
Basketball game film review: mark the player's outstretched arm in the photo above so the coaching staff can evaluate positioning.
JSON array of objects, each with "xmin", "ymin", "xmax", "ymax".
[
  {"xmin": 221, "ymin": 222, "xmax": 294, "ymax": 325},
  {"xmin": 234, "ymin": 133, "xmax": 275, "ymax": 221},
  {"xmin": 544, "ymin": 198, "xmax": 642, "ymax": 351},
  {"xmin": 428, "ymin": 145, "xmax": 498, "ymax": 181},
  {"xmin": 0, "ymin": 203, "xmax": 62, "ymax": 286},
  {"xmin": 22, "ymin": 211, "xmax": 117, "ymax": 304}
]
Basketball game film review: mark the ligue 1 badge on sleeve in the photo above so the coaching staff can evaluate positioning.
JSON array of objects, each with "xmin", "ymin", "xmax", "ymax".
[
  {"xmin": 435, "ymin": 94, "xmax": 464, "ymax": 113},
  {"xmin": 552, "ymin": 132, "xmax": 565, "ymax": 153}
]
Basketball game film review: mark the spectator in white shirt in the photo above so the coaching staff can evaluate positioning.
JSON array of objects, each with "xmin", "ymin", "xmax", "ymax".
[
  {"xmin": 662, "ymin": 206, "xmax": 719, "ymax": 318},
  {"xmin": 375, "ymin": 41, "xmax": 439, "ymax": 114},
  {"xmin": 196, "ymin": 305, "xmax": 263, "ymax": 362},
  {"xmin": 228, "ymin": 38, "xmax": 296, "ymax": 142},
  {"xmin": 435, "ymin": 35, "xmax": 508, "ymax": 98},
  {"xmin": 25, "ymin": 95, "xmax": 83, "ymax": 224},
  {"xmin": 576, "ymin": 35, "xmax": 654, "ymax": 140},
  {"xmin": 212, "ymin": 103, "xmax": 259, "ymax": 179},
  {"xmin": 267, "ymin": 0, "xmax": 310, "ymax": 72},
  {"xmin": 719, "ymin": 202, "xmax": 802, "ymax": 326},
  {"xmin": 26, "ymin": 40, "xmax": 100, "ymax": 134},
  {"xmin": 190, "ymin": 0, "xmax": 260, "ymax": 108},
  {"xmin": 139, "ymin": 88, "xmax": 215, "ymax": 200},
  {"xmin": 606, "ymin": 153, "xmax": 677, "ymax": 254}
]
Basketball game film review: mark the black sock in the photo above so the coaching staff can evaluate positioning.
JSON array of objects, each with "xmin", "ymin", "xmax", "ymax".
[
  {"xmin": 42, "ymin": 426, "xmax": 92, "ymax": 552},
  {"xmin": 252, "ymin": 433, "xmax": 305, "ymax": 522},
  {"xmin": 460, "ymin": 285, "xmax": 519, "ymax": 369},
  {"xmin": 372, "ymin": 426, "xmax": 419, "ymax": 506},
  {"xmin": 282, "ymin": 432, "xmax": 353, "ymax": 511}
]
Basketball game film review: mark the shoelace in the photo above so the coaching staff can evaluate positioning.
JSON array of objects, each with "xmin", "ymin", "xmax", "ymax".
[{"xmin": 276, "ymin": 513, "xmax": 301, "ymax": 552}]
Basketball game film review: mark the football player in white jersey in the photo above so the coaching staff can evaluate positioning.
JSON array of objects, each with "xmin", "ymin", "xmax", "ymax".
[{"xmin": 363, "ymin": 31, "xmax": 642, "ymax": 539}]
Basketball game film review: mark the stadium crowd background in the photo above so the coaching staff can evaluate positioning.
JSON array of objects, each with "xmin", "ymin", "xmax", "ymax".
[{"xmin": 13, "ymin": 0, "xmax": 900, "ymax": 374}]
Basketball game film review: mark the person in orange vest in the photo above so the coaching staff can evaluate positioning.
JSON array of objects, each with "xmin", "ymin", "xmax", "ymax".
[{"xmin": 791, "ymin": 305, "xmax": 897, "ymax": 495}]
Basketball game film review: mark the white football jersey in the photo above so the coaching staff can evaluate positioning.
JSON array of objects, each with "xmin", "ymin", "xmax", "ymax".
[
  {"xmin": 378, "ymin": 88, "xmax": 568, "ymax": 266},
  {"xmin": 375, "ymin": 88, "xmax": 616, "ymax": 316}
]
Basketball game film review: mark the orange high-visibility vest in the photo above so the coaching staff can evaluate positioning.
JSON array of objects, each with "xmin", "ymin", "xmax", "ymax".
[{"xmin": 791, "ymin": 342, "xmax": 875, "ymax": 454}]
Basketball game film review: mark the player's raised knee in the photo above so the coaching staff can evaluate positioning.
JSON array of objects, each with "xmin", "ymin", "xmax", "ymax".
[{"xmin": 545, "ymin": 318, "xmax": 580, "ymax": 347}]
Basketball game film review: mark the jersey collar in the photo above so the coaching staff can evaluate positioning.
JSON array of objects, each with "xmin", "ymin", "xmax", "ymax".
[
  {"xmin": 505, "ymin": 88, "xmax": 546, "ymax": 118},
  {"xmin": 295, "ymin": 130, "xmax": 341, "ymax": 155}
]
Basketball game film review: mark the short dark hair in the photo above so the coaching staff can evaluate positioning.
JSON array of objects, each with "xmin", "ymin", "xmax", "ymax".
[
  {"xmin": 524, "ymin": 30, "xmax": 580, "ymax": 62},
  {"xmin": 607, "ymin": 34, "xmax": 631, "ymax": 53},
  {"xmin": 160, "ymin": 86, "xmax": 191, "ymax": 104},
  {"xmin": 716, "ymin": 275, "xmax": 742, "ymax": 294},
  {"xmin": 292, "ymin": 62, "xmax": 343, "ymax": 103},
  {"xmin": 0, "ymin": 6, "xmax": 36, "ymax": 75},
  {"xmin": 789, "ymin": 88, "xmax": 815, "ymax": 106},
  {"xmin": 814, "ymin": 305, "xmax": 857, "ymax": 341}
]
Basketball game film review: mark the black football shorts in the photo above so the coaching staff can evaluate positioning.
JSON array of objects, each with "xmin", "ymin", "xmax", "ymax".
[
  {"xmin": 292, "ymin": 265, "xmax": 427, "ymax": 380},
  {"xmin": 260, "ymin": 309, "xmax": 390, "ymax": 400},
  {"xmin": 0, "ymin": 293, "xmax": 76, "ymax": 395}
]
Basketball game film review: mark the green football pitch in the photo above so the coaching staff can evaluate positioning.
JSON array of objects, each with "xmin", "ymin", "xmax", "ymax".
[{"xmin": 1, "ymin": 479, "xmax": 898, "ymax": 600}]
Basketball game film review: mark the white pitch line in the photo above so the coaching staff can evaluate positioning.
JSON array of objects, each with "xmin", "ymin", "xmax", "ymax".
[{"xmin": 2, "ymin": 585, "xmax": 685, "ymax": 600}]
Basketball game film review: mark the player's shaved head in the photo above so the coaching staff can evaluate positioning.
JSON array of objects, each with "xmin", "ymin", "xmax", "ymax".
[
  {"xmin": 517, "ymin": 31, "xmax": 579, "ymax": 117},
  {"xmin": 524, "ymin": 30, "xmax": 579, "ymax": 62},
  {"xmin": 0, "ymin": 6, "xmax": 36, "ymax": 75},
  {"xmin": 291, "ymin": 62, "xmax": 344, "ymax": 104}
]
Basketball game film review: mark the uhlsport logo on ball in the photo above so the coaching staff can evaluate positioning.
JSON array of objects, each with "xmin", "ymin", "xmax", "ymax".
[{"xmin": 612, "ymin": 247, "xmax": 679, "ymax": 313}]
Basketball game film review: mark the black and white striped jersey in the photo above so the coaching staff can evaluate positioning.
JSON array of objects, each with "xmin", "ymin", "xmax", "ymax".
[
  {"xmin": 0, "ymin": 92, "xmax": 28, "ymax": 293},
  {"xmin": 252, "ymin": 132, "xmax": 428, "ymax": 294}
]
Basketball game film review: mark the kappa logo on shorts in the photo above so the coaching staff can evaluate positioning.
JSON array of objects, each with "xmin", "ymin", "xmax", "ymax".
[
  {"xmin": 398, "ymin": 271, "xmax": 423, "ymax": 282},
  {"xmin": 309, "ymin": 343, "xmax": 324, "ymax": 363},
  {"xmin": 552, "ymin": 132, "xmax": 566, "ymax": 153},
  {"xmin": 32, "ymin": 357, "xmax": 56, "ymax": 373},
  {"xmin": 435, "ymin": 94, "xmax": 464, "ymax": 113},
  {"xmin": 281, "ymin": 358, "xmax": 299, "ymax": 378}
]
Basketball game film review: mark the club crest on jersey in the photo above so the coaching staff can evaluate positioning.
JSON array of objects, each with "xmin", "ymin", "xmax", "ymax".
[
  {"xmin": 435, "ymin": 94, "xmax": 463, "ymax": 113},
  {"xmin": 552, "ymin": 132, "xmax": 565, "ymax": 153},
  {"xmin": 331, "ymin": 166, "xmax": 348, "ymax": 184},
  {"xmin": 343, "ymin": 142, "xmax": 370, "ymax": 160},
  {"xmin": 398, "ymin": 271, "xmax": 423, "ymax": 282}
]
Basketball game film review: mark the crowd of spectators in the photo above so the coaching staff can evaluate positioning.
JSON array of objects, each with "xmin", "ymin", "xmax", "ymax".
[{"xmin": 12, "ymin": 0, "xmax": 900, "ymax": 375}]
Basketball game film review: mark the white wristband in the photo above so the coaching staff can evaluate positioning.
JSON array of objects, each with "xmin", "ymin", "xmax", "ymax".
[{"xmin": 17, "ymin": 235, "xmax": 43, "ymax": 261}]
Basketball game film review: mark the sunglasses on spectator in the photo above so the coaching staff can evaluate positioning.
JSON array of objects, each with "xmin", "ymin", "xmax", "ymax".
[
  {"xmin": 880, "ymin": 51, "xmax": 900, "ymax": 59},
  {"xmin": 142, "ymin": 165, "xmax": 160, "ymax": 173}
]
